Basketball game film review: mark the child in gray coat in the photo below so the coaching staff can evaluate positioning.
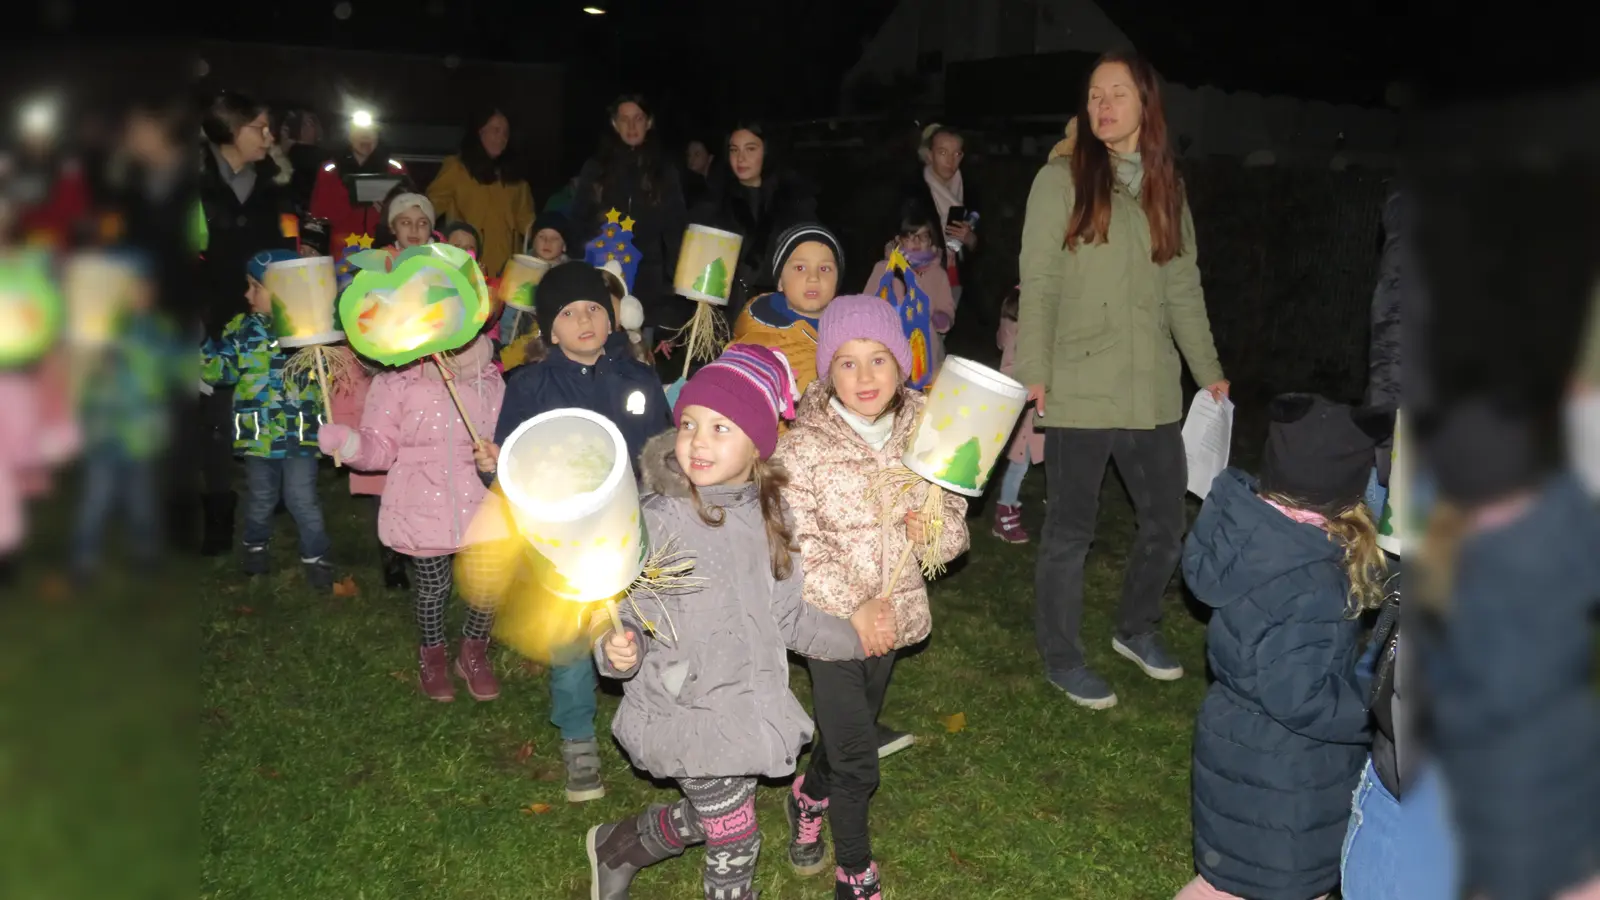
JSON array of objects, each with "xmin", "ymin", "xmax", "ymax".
[{"xmin": 587, "ymin": 344, "xmax": 893, "ymax": 900}]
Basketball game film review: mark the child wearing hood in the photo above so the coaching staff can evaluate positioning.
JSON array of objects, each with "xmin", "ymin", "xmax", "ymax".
[
  {"xmin": 1178, "ymin": 394, "xmax": 1392, "ymax": 900},
  {"xmin": 586, "ymin": 343, "xmax": 887, "ymax": 900},
  {"xmin": 732, "ymin": 223, "xmax": 845, "ymax": 396}
]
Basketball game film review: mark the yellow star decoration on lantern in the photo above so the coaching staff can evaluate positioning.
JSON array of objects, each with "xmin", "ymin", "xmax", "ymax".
[
  {"xmin": 606, "ymin": 252, "xmax": 617, "ymax": 261},
  {"xmin": 605, "ymin": 227, "xmax": 618, "ymax": 238},
  {"xmin": 343, "ymin": 233, "xmax": 375, "ymax": 250},
  {"xmin": 623, "ymin": 254, "xmax": 632, "ymax": 263},
  {"xmin": 605, "ymin": 209, "xmax": 622, "ymax": 224},
  {"xmin": 620, "ymin": 216, "xmax": 636, "ymax": 231},
  {"xmin": 592, "ymin": 239, "xmax": 605, "ymax": 248},
  {"xmin": 613, "ymin": 242, "xmax": 625, "ymax": 250}
]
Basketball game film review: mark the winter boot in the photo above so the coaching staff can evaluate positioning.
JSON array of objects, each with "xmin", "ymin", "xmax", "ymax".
[
  {"xmin": 786, "ymin": 775, "xmax": 830, "ymax": 876},
  {"xmin": 586, "ymin": 805, "xmax": 686, "ymax": 900},
  {"xmin": 454, "ymin": 637, "xmax": 500, "ymax": 700},
  {"xmin": 382, "ymin": 547, "xmax": 410, "ymax": 590},
  {"xmin": 302, "ymin": 556, "xmax": 335, "ymax": 592},
  {"xmin": 562, "ymin": 736, "xmax": 606, "ymax": 802},
  {"xmin": 240, "ymin": 542, "xmax": 269, "ymax": 577},
  {"xmin": 418, "ymin": 644, "xmax": 455, "ymax": 702},
  {"xmin": 200, "ymin": 492, "xmax": 236, "ymax": 557},
  {"xmin": 834, "ymin": 862, "xmax": 883, "ymax": 900},
  {"xmin": 991, "ymin": 504, "xmax": 1029, "ymax": 543}
]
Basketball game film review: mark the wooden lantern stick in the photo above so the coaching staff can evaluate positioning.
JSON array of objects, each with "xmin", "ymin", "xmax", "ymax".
[
  {"xmin": 312, "ymin": 346, "xmax": 342, "ymax": 467},
  {"xmin": 604, "ymin": 597, "xmax": 625, "ymax": 636},
  {"xmin": 430, "ymin": 352, "xmax": 484, "ymax": 447},
  {"xmin": 883, "ymin": 486, "xmax": 943, "ymax": 597}
]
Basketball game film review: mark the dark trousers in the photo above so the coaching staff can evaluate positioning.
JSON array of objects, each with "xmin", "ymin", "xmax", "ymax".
[
  {"xmin": 199, "ymin": 386, "xmax": 235, "ymax": 496},
  {"xmin": 801, "ymin": 651, "xmax": 897, "ymax": 871},
  {"xmin": 1034, "ymin": 423, "xmax": 1187, "ymax": 674}
]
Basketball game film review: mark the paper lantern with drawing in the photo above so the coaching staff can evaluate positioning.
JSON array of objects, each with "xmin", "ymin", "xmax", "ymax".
[
  {"xmin": 874, "ymin": 247, "xmax": 935, "ymax": 389},
  {"xmin": 1376, "ymin": 410, "xmax": 1408, "ymax": 557},
  {"xmin": 62, "ymin": 251, "xmax": 142, "ymax": 348},
  {"xmin": 904, "ymin": 356, "xmax": 1027, "ymax": 496},
  {"xmin": 499, "ymin": 254, "xmax": 550, "ymax": 312},
  {"xmin": 338, "ymin": 243, "xmax": 490, "ymax": 367},
  {"xmin": 585, "ymin": 209, "xmax": 641, "ymax": 294},
  {"xmin": 0, "ymin": 251, "xmax": 64, "ymax": 368},
  {"xmin": 496, "ymin": 408, "xmax": 648, "ymax": 603},
  {"xmin": 264, "ymin": 256, "xmax": 342, "ymax": 347},
  {"xmin": 673, "ymin": 224, "xmax": 742, "ymax": 306}
]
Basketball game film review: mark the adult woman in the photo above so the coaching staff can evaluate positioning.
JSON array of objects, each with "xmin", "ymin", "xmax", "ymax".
[
  {"xmin": 571, "ymin": 95, "xmax": 688, "ymax": 342},
  {"xmin": 196, "ymin": 90, "xmax": 298, "ymax": 555},
  {"xmin": 897, "ymin": 124, "xmax": 979, "ymax": 311},
  {"xmin": 310, "ymin": 112, "xmax": 411, "ymax": 257},
  {"xmin": 426, "ymin": 105, "xmax": 535, "ymax": 279},
  {"xmin": 689, "ymin": 121, "xmax": 817, "ymax": 318},
  {"xmin": 1015, "ymin": 51, "xmax": 1227, "ymax": 709}
]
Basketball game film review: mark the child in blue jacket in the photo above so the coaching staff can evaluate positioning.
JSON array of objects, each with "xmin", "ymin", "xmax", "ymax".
[{"xmin": 482, "ymin": 260, "xmax": 670, "ymax": 805}]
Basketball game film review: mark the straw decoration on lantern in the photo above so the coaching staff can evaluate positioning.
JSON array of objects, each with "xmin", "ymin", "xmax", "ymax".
[
  {"xmin": 265, "ymin": 255, "xmax": 359, "ymax": 464},
  {"xmin": 669, "ymin": 224, "xmax": 743, "ymax": 381}
]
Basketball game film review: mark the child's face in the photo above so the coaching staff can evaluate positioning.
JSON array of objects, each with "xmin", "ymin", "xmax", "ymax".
[
  {"xmin": 446, "ymin": 230, "xmax": 478, "ymax": 257},
  {"xmin": 245, "ymin": 277, "xmax": 272, "ymax": 314},
  {"xmin": 392, "ymin": 207, "xmax": 432, "ymax": 248},
  {"xmin": 549, "ymin": 300, "xmax": 610, "ymax": 361},
  {"xmin": 533, "ymin": 228, "xmax": 565, "ymax": 262},
  {"xmin": 675, "ymin": 404, "xmax": 757, "ymax": 487},
  {"xmin": 779, "ymin": 241, "xmax": 839, "ymax": 315},
  {"xmin": 829, "ymin": 339, "xmax": 901, "ymax": 420},
  {"xmin": 898, "ymin": 226, "xmax": 936, "ymax": 254}
]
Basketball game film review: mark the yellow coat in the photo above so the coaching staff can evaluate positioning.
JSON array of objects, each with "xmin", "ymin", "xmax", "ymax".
[{"xmin": 425, "ymin": 155, "xmax": 535, "ymax": 279}]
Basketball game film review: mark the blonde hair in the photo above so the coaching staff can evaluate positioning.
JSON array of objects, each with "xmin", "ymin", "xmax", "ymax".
[
  {"xmin": 687, "ymin": 456, "xmax": 798, "ymax": 582},
  {"xmin": 1414, "ymin": 501, "xmax": 1469, "ymax": 613},
  {"xmin": 1264, "ymin": 492, "xmax": 1388, "ymax": 616}
]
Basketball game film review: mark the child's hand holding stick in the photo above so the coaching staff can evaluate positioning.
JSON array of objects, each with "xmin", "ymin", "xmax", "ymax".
[{"xmin": 602, "ymin": 625, "xmax": 640, "ymax": 672}]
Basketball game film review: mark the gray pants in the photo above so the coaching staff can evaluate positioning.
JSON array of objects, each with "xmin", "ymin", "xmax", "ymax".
[{"xmin": 1034, "ymin": 423, "xmax": 1187, "ymax": 673}]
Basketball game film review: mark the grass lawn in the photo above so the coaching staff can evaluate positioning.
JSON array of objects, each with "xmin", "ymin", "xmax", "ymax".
[{"xmin": 188, "ymin": 464, "xmax": 1212, "ymax": 900}]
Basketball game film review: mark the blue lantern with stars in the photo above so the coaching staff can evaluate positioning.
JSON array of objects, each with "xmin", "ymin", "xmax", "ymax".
[{"xmin": 584, "ymin": 209, "xmax": 641, "ymax": 294}]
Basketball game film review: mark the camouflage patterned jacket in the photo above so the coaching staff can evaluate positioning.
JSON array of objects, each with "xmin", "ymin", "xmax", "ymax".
[{"xmin": 201, "ymin": 312, "xmax": 324, "ymax": 459}]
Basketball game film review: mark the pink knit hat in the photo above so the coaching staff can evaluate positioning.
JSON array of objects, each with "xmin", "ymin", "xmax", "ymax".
[
  {"xmin": 815, "ymin": 294, "xmax": 913, "ymax": 382},
  {"xmin": 673, "ymin": 344, "xmax": 799, "ymax": 459}
]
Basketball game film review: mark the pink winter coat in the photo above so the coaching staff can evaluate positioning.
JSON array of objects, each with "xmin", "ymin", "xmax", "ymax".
[
  {"xmin": 999, "ymin": 318, "xmax": 1044, "ymax": 465},
  {"xmin": 0, "ymin": 365, "xmax": 80, "ymax": 554},
  {"xmin": 328, "ymin": 364, "xmax": 386, "ymax": 496},
  {"xmin": 320, "ymin": 337, "xmax": 505, "ymax": 558}
]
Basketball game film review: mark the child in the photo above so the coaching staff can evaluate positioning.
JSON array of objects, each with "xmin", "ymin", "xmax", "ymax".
[
  {"xmin": 384, "ymin": 191, "xmax": 435, "ymax": 249},
  {"xmin": 993, "ymin": 285, "xmax": 1041, "ymax": 543},
  {"xmin": 497, "ymin": 210, "xmax": 570, "ymax": 350},
  {"xmin": 484, "ymin": 260, "xmax": 671, "ymax": 801},
  {"xmin": 863, "ymin": 202, "xmax": 955, "ymax": 375},
  {"xmin": 444, "ymin": 220, "xmax": 482, "ymax": 259},
  {"xmin": 587, "ymin": 343, "xmax": 891, "ymax": 900},
  {"xmin": 775, "ymin": 295, "xmax": 970, "ymax": 900},
  {"xmin": 732, "ymin": 223, "xmax": 844, "ymax": 395},
  {"xmin": 1178, "ymin": 394, "xmax": 1391, "ymax": 900},
  {"xmin": 317, "ymin": 334, "xmax": 506, "ymax": 702},
  {"xmin": 201, "ymin": 249, "xmax": 335, "ymax": 590},
  {"xmin": 597, "ymin": 260, "xmax": 651, "ymax": 366}
]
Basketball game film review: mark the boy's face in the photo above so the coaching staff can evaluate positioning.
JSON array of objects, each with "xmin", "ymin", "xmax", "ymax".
[
  {"xmin": 779, "ymin": 241, "xmax": 839, "ymax": 315},
  {"xmin": 533, "ymin": 228, "xmax": 565, "ymax": 261},
  {"xmin": 550, "ymin": 300, "xmax": 610, "ymax": 361},
  {"xmin": 392, "ymin": 207, "xmax": 432, "ymax": 248},
  {"xmin": 245, "ymin": 277, "xmax": 272, "ymax": 314},
  {"xmin": 446, "ymin": 230, "xmax": 478, "ymax": 257}
]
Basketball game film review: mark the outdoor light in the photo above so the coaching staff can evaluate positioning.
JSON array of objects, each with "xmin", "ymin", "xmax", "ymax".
[
  {"xmin": 582, "ymin": 6, "xmax": 606, "ymax": 13},
  {"xmin": 20, "ymin": 98, "xmax": 55, "ymax": 139},
  {"xmin": 351, "ymin": 109, "xmax": 374, "ymax": 128}
]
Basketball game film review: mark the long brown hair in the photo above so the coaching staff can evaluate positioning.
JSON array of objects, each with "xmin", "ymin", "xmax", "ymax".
[
  {"xmin": 1264, "ymin": 492, "xmax": 1389, "ymax": 616},
  {"xmin": 1066, "ymin": 51, "xmax": 1187, "ymax": 265},
  {"xmin": 688, "ymin": 457, "xmax": 799, "ymax": 581}
]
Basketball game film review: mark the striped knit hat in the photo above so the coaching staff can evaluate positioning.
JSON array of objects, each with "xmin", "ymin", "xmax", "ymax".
[
  {"xmin": 673, "ymin": 344, "xmax": 799, "ymax": 459},
  {"xmin": 770, "ymin": 222, "xmax": 844, "ymax": 284}
]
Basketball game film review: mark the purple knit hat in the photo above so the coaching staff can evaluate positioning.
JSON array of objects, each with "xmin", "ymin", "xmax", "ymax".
[
  {"xmin": 673, "ymin": 344, "xmax": 800, "ymax": 459},
  {"xmin": 815, "ymin": 294, "xmax": 913, "ymax": 382}
]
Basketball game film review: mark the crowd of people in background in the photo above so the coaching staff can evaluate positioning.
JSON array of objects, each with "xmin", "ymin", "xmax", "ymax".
[{"xmin": 1, "ymin": 44, "xmax": 1598, "ymax": 900}]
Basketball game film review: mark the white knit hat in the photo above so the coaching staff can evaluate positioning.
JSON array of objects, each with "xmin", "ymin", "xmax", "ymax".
[{"xmin": 386, "ymin": 192, "xmax": 435, "ymax": 227}]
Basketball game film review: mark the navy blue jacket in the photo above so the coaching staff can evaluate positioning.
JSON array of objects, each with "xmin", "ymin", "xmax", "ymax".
[
  {"xmin": 1432, "ymin": 475, "xmax": 1600, "ymax": 900},
  {"xmin": 1182, "ymin": 469, "xmax": 1370, "ymax": 900},
  {"xmin": 492, "ymin": 331, "xmax": 671, "ymax": 476}
]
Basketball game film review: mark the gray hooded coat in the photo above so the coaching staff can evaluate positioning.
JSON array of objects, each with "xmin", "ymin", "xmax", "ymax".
[{"xmin": 596, "ymin": 431, "xmax": 865, "ymax": 780}]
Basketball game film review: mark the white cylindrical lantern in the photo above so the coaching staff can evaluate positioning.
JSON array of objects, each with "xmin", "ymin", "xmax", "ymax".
[
  {"xmin": 672, "ymin": 224, "xmax": 743, "ymax": 306},
  {"xmin": 497, "ymin": 408, "xmax": 647, "ymax": 602},
  {"xmin": 63, "ymin": 251, "xmax": 141, "ymax": 348},
  {"xmin": 499, "ymin": 254, "xmax": 549, "ymax": 312},
  {"xmin": 904, "ymin": 356, "xmax": 1027, "ymax": 497},
  {"xmin": 264, "ymin": 255, "xmax": 342, "ymax": 347}
]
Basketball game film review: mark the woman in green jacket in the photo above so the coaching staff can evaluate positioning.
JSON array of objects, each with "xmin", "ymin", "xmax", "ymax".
[{"xmin": 1016, "ymin": 50, "xmax": 1228, "ymax": 710}]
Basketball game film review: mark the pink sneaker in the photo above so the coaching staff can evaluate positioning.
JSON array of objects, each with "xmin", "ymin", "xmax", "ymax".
[
  {"xmin": 834, "ymin": 862, "xmax": 883, "ymax": 900},
  {"xmin": 454, "ymin": 638, "xmax": 501, "ymax": 701},
  {"xmin": 991, "ymin": 504, "xmax": 1030, "ymax": 543},
  {"xmin": 418, "ymin": 644, "xmax": 454, "ymax": 702}
]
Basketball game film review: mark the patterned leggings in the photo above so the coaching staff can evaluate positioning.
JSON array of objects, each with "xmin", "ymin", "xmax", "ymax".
[
  {"xmin": 644, "ymin": 776, "xmax": 761, "ymax": 900},
  {"xmin": 411, "ymin": 553, "xmax": 495, "ymax": 647}
]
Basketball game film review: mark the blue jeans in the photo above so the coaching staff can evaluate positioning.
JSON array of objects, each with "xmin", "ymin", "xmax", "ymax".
[
  {"xmin": 1363, "ymin": 466, "xmax": 1387, "ymax": 518},
  {"xmin": 1341, "ymin": 757, "xmax": 1459, "ymax": 900},
  {"xmin": 73, "ymin": 453, "xmax": 159, "ymax": 573},
  {"xmin": 242, "ymin": 456, "xmax": 331, "ymax": 560},
  {"xmin": 550, "ymin": 658, "xmax": 598, "ymax": 741},
  {"xmin": 997, "ymin": 458, "xmax": 1030, "ymax": 507}
]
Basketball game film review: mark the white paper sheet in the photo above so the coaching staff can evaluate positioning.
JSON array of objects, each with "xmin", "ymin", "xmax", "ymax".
[{"xmin": 1182, "ymin": 390, "xmax": 1234, "ymax": 498}]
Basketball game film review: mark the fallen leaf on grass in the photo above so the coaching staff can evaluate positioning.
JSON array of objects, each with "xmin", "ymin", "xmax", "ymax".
[
  {"xmin": 235, "ymin": 606, "xmax": 255, "ymax": 616},
  {"xmin": 942, "ymin": 712, "xmax": 966, "ymax": 733},
  {"xmin": 40, "ymin": 574, "xmax": 69, "ymax": 601},
  {"xmin": 389, "ymin": 670, "xmax": 412, "ymax": 683},
  {"xmin": 332, "ymin": 576, "xmax": 359, "ymax": 598},
  {"xmin": 521, "ymin": 659, "xmax": 548, "ymax": 677},
  {"xmin": 514, "ymin": 741, "xmax": 534, "ymax": 763},
  {"xmin": 520, "ymin": 803, "xmax": 553, "ymax": 815},
  {"xmin": 948, "ymin": 848, "xmax": 971, "ymax": 867},
  {"xmin": 256, "ymin": 767, "xmax": 281, "ymax": 779}
]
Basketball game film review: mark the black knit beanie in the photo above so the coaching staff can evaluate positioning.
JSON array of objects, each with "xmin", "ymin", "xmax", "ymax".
[
  {"xmin": 535, "ymin": 260, "xmax": 612, "ymax": 342},
  {"xmin": 1259, "ymin": 393, "xmax": 1394, "ymax": 512}
]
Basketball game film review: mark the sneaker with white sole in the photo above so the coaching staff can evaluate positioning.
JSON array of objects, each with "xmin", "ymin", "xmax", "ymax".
[
  {"xmin": 876, "ymin": 725, "xmax": 915, "ymax": 760},
  {"xmin": 562, "ymin": 737, "xmax": 606, "ymax": 802},
  {"xmin": 1112, "ymin": 632, "xmax": 1185, "ymax": 681},
  {"xmin": 1047, "ymin": 666, "xmax": 1118, "ymax": 709}
]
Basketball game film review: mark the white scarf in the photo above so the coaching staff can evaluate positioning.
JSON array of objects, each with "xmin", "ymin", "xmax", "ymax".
[
  {"xmin": 830, "ymin": 397, "xmax": 895, "ymax": 452},
  {"xmin": 923, "ymin": 164, "xmax": 964, "ymax": 228}
]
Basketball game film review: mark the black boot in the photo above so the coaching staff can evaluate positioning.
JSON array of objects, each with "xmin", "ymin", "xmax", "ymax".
[
  {"xmin": 586, "ymin": 805, "xmax": 686, "ymax": 900},
  {"xmin": 382, "ymin": 547, "xmax": 410, "ymax": 590},
  {"xmin": 200, "ymin": 493, "xmax": 236, "ymax": 557}
]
